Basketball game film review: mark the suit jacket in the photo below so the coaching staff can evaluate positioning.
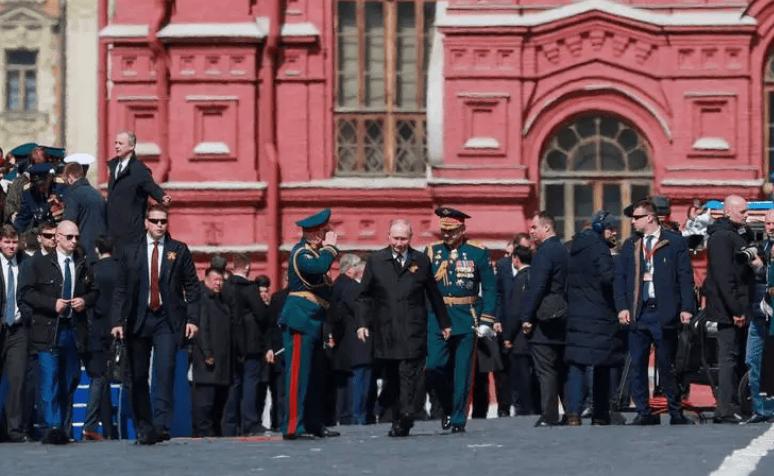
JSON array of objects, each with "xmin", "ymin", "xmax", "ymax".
[
  {"xmin": 520, "ymin": 236, "xmax": 569, "ymax": 345},
  {"xmin": 19, "ymin": 251, "xmax": 96, "ymax": 352},
  {"xmin": 90, "ymin": 256, "xmax": 120, "ymax": 352},
  {"xmin": 356, "ymin": 247, "xmax": 450, "ymax": 360},
  {"xmin": 503, "ymin": 266, "xmax": 531, "ymax": 354},
  {"xmin": 614, "ymin": 227, "xmax": 695, "ymax": 327},
  {"xmin": 111, "ymin": 235, "xmax": 200, "ymax": 336},
  {"xmin": 105, "ymin": 154, "xmax": 165, "ymax": 247},
  {"xmin": 495, "ymin": 256, "xmax": 518, "ymax": 324},
  {"xmin": 222, "ymin": 274, "xmax": 266, "ymax": 356},
  {"xmin": 63, "ymin": 177, "xmax": 107, "ymax": 263},
  {"xmin": 0, "ymin": 251, "xmax": 27, "ymax": 329}
]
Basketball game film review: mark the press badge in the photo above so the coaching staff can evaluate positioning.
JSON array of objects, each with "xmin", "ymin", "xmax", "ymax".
[{"xmin": 643, "ymin": 272, "xmax": 652, "ymax": 282}]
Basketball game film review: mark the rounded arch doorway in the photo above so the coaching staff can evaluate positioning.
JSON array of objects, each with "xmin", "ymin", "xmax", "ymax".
[{"xmin": 540, "ymin": 115, "xmax": 654, "ymax": 241}]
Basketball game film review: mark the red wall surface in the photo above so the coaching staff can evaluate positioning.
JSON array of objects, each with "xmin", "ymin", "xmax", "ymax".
[{"xmin": 98, "ymin": 0, "xmax": 774, "ymax": 284}]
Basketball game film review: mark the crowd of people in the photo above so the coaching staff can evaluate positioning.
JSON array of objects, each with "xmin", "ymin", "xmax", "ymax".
[{"xmin": 1, "ymin": 130, "xmax": 773, "ymax": 446}]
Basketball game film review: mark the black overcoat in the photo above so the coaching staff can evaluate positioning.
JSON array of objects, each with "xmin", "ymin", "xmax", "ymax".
[
  {"xmin": 331, "ymin": 274, "xmax": 371, "ymax": 370},
  {"xmin": 192, "ymin": 286, "xmax": 235, "ymax": 386}
]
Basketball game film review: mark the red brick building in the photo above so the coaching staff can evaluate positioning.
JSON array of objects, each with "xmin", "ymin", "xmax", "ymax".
[{"xmin": 98, "ymin": 0, "xmax": 774, "ymax": 284}]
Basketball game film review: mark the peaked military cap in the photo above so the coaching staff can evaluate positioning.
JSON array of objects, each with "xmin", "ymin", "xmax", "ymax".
[
  {"xmin": 29, "ymin": 162, "xmax": 56, "ymax": 178},
  {"xmin": 435, "ymin": 206, "xmax": 470, "ymax": 230},
  {"xmin": 296, "ymin": 208, "xmax": 331, "ymax": 229},
  {"xmin": 42, "ymin": 146, "xmax": 65, "ymax": 160},
  {"xmin": 9, "ymin": 142, "xmax": 38, "ymax": 158},
  {"xmin": 64, "ymin": 153, "xmax": 96, "ymax": 166}
]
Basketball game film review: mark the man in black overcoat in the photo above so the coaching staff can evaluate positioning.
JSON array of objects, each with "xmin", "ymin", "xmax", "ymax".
[{"xmin": 355, "ymin": 219, "xmax": 451, "ymax": 437}]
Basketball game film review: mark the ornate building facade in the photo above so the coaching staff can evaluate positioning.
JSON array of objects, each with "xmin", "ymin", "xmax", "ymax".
[{"xmin": 97, "ymin": 0, "xmax": 774, "ymax": 284}]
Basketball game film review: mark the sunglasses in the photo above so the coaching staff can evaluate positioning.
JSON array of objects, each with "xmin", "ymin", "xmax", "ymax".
[
  {"xmin": 57, "ymin": 233, "xmax": 79, "ymax": 241},
  {"xmin": 631, "ymin": 214, "xmax": 650, "ymax": 220},
  {"xmin": 147, "ymin": 218, "xmax": 168, "ymax": 225},
  {"xmin": 40, "ymin": 232, "xmax": 56, "ymax": 239}
]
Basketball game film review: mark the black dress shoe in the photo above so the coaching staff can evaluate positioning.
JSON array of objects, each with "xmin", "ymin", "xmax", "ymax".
[
  {"xmin": 497, "ymin": 409, "xmax": 511, "ymax": 418},
  {"xmin": 441, "ymin": 415, "xmax": 452, "ymax": 430},
  {"xmin": 283, "ymin": 432, "xmax": 318, "ymax": 440},
  {"xmin": 743, "ymin": 414, "xmax": 770, "ymax": 424},
  {"xmin": 136, "ymin": 429, "xmax": 161, "ymax": 445},
  {"xmin": 451, "ymin": 425, "xmax": 465, "ymax": 433},
  {"xmin": 591, "ymin": 417, "xmax": 611, "ymax": 426},
  {"xmin": 566, "ymin": 414, "xmax": 582, "ymax": 426},
  {"xmin": 6, "ymin": 432, "xmax": 30, "ymax": 443},
  {"xmin": 629, "ymin": 414, "xmax": 660, "ymax": 426},
  {"xmin": 41, "ymin": 428, "xmax": 69, "ymax": 445},
  {"xmin": 534, "ymin": 417, "xmax": 561, "ymax": 427},
  {"xmin": 388, "ymin": 426, "xmax": 409, "ymax": 437},
  {"xmin": 670, "ymin": 414, "xmax": 695, "ymax": 425},
  {"xmin": 156, "ymin": 430, "xmax": 171, "ymax": 441},
  {"xmin": 713, "ymin": 414, "xmax": 743, "ymax": 425},
  {"xmin": 314, "ymin": 427, "xmax": 340, "ymax": 438}
]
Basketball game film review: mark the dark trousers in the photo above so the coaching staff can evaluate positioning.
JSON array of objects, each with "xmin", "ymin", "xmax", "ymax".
[
  {"xmin": 566, "ymin": 364, "xmax": 610, "ymax": 419},
  {"xmin": 471, "ymin": 370, "xmax": 490, "ymax": 418},
  {"xmin": 628, "ymin": 311, "xmax": 681, "ymax": 417},
  {"xmin": 125, "ymin": 309, "xmax": 177, "ymax": 435},
  {"xmin": 715, "ymin": 323, "xmax": 745, "ymax": 418},
  {"xmin": 84, "ymin": 350, "xmax": 114, "ymax": 437},
  {"xmin": 509, "ymin": 353, "xmax": 538, "ymax": 415},
  {"xmin": 38, "ymin": 327, "xmax": 80, "ymax": 433},
  {"xmin": 23, "ymin": 352, "xmax": 41, "ymax": 438},
  {"xmin": 494, "ymin": 360, "xmax": 512, "ymax": 414},
  {"xmin": 223, "ymin": 357, "xmax": 265, "ymax": 436},
  {"xmin": 351, "ymin": 365, "xmax": 372, "ymax": 425},
  {"xmin": 382, "ymin": 357, "xmax": 424, "ymax": 427},
  {"xmin": 192, "ymin": 383, "xmax": 229, "ymax": 437},
  {"xmin": 0, "ymin": 324, "xmax": 28, "ymax": 437},
  {"xmin": 530, "ymin": 343, "xmax": 565, "ymax": 423},
  {"xmin": 334, "ymin": 370, "xmax": 353, "ymax": 425},
  {"xmin": 267, "ymin": 358, "xmax": 285, "ymax": 430}
]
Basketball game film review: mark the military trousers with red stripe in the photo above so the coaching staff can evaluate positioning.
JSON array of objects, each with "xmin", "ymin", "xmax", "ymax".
[
  {"xmin": 281, "ymin": 327, "xmax": 324, "ymax": 437},
  {"xmin": 426, "ymin": 331, "xmax": 476, "ymax": 426}
]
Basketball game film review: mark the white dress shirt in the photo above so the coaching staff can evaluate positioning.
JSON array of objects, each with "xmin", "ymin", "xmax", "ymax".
[
  {"xmin": 642, "ymin": 227, "xmax": 661, "ymax": 300},
  {"xmin": 1, "ymin": 255, "xmax": 20, "ymax": 323},
  {"xmin": 56, "ymin": 251, "xmax": 76, "ymax": 316},
  {"xmin": 391, "ymin": 250, "xmax": 407, "ymax": 268},
  {"xmin": 115, "ymin": 156, "xmax": 131, "ymax": 180},
  {"xmin": 147, "ymin": 234, "xmax": 165, "ymax": 305}
]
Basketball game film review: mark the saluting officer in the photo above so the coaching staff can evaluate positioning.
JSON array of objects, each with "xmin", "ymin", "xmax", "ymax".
[
  {"xmin": 280, "ymin": 208, "xmax": 341, "ymax": 440},
  {"xmin": 13, "ymin": 163, "xmax": 66, "ymax": 234},
  {"xmin": 425, "ymin": 207, "xmax": 497, "ymax": 433}
]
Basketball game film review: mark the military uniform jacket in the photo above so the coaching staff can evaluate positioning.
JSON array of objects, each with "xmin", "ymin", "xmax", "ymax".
[
  {"xmin": 425, "ymin": 240, "xmax": 496, "ymax": 336},
  {"xmin": 13, "ymin": 180, "xmax": 67, "ymax": 233},
  {"xmin": 279, "ymin": 239, "xmax": 338, "ymax": 336}
]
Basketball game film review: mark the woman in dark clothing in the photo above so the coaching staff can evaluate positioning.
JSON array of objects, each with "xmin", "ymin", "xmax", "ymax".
[{"xmin": 564, "ymin": 211, "xmax": 625, "ymax": 425}]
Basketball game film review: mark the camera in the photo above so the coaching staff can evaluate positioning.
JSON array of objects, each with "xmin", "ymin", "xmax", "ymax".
[{"xmin": 735, "ymin": 246, "xmax": 760, "ymax": 265}]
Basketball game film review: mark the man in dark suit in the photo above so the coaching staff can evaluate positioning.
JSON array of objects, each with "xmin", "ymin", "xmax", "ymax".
[
  {"xmin": 105, "ymin": 131, "xmax": 170, "ymax": 252},
  {"xmin": 110, "ymin": 204, "xmax": 200, "ymax": 444},
  {"xmin": 0, "ymin": 225, "xmax": 29, "ymax": 442},
  {"xmin": 82, "ymin": 235, "xmax": 119, "ymax": 441},
  {"xmin": 614, "ymin": 199, "xmax": 694, "ymax": 425},
  {"xmin": 63, "ymin": 162, "xmax": 106, "ymax": 264},
  {"xmin": 356, "ymin": 219, "xmax": 451, "ymax": 437},
  {"xmin": 520, "ymin": 211, "xmax": 569, "ymax": 427},
  {"xmin": 502, "ymin": 244, "xmax": 539, "ymax": 416},
  {"xmin": 20, "ymin": 220, "xmax": 96, "ymax": 444},
  {"xmin": 265, "ymin": 284, "xmax": 288, "ymax": 431}
]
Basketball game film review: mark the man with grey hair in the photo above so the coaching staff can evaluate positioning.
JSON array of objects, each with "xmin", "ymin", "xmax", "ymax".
[
  {"xmin": 356, "ymin": 219, "xmax": 450, "ymax": 437},
  {"xmin": 106, "ymin": 131, "xmax": 170, "ymax": 251}
]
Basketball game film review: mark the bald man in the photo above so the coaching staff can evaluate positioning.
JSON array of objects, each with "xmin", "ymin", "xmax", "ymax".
[
  {"xmin": 20, "ymin": 220, "xmax": 96, "ymax": 443},
  {"xmin": 705, "ymin": 195, "xmax": 762, "ymax": 424}
]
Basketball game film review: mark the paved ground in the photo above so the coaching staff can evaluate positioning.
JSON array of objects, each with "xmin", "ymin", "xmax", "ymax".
[{"xmin": 1, "ymin": 416, "xmax": 773, "ymax": 476}]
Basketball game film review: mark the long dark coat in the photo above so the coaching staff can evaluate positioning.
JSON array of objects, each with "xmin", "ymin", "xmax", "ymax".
[
  {"xmin": 222, "ymin": 274, "xmax": 266, "ymax": 356},
  {"xmin": 356, "ymin": 247, "xmax": 450, "ymax": 360},
  {"xmin": 192, "ymin": 285, "xmax": 235, "ymax": 386},
  {"xmin": 63, "ymin": 177, "xmax": 106, "ymax": 263},
  {"xmin": 331, "ymin": 274, "xmax": 371, "ymax": 371},
  {"xmin": 564, "ymin": 230, "xmax": 625, "ymax": 367},
  {"xmin": 503, "ymin": 266, "xmax": 532, "ymax": 355}
]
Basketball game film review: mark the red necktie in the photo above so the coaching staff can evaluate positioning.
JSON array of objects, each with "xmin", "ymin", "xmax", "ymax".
[{"xmin": 150, "ymin": 241, "xmax": 160, "ymax": 311}]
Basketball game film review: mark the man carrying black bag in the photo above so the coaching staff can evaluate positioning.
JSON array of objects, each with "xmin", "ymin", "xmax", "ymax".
[{"xmin": 520, "ymin": 211, "xmax": 569, "ymax": 427}]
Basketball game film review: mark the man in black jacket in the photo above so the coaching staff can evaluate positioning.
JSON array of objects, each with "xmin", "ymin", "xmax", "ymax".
[
  {"xmin": 62, "ymin": 163, "xmax": 106, "ymax": 264},
  {"xmin": 520, "ymin": 211, "xmax": 569, "ymax": 427},
  {"xmin": 105, "ymin": 131, "xmax": 170, "ymax": 252},
  {"xmin": 265, "ymin": 285, "xmax": 288, "ymax": 431},
  {"xmin": 222, "ymin": 253, "xmax": 268, "ymax": 436},
  {"xmin": 356, "ymin": 219, "xmax": 451, "ymax": 437},
  {"xmin": 110, "ymin": 204, "xmax": 200, "ymax": 444},
  {"xmin": 705, "ymin": 194, "xmax": 761, "ymax": 424},
  {"xmin": 20, "ymin": 220, "xmax": 96, "ymax": 444}
]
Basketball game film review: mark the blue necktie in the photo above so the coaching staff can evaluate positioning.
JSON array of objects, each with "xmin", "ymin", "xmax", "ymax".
[
  {"xmin": 5, "ymin": 260, "xmax": 15, "ymax": 326},
  {"xmin": 643, "ymin": 235, "xmax": 654, "ymax": 302},
  {"xmin": 63, "ymin": 257, "xmax": 72, "ymax": 304}
]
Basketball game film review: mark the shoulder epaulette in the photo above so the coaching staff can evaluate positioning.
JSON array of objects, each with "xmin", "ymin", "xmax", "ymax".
[
  {"xmin": 425, "ymin": 241, "xmax": 442, "ymax": 259},
  {"xmin": 22, "ymin": 183, "xmax": 30, "ymax": 191},
  {"xmin": 466, "ymin": 240, "xmax": 487, "ymax": 250},
  {"xmin": 54, "ymin": 176, "xmax": 66, "ymax": 184}
]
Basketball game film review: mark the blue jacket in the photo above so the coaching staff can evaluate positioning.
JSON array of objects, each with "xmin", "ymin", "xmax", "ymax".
[
  {"xmin": 614, "ymin": 227, "xmax": 695, "ymax": 328},
  {"xmin": 495, "ymin": 256, "xmax": 517, "ymax": 324},
  {"xmin": 63, "ymin": 177, "xmax": 107, "ymax": 263},
  {"xmin": 520, "ymin": 236, "xmax": 568, "ymax": 346}
]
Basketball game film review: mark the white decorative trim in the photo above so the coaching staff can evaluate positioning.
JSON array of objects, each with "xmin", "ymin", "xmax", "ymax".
[
  {"xmin": 135, "ymin": 142, "xmax": 160, "ymax": 156},
  {"xmin": 692, "ymin": 137, "xmax": 730, "ymax": 151},
  {"xmin": 426, "ymin": 5, "xmax": 446, "ymax": 166},
  {"xmin": 428, "ymin": 177, "xmax": 532, "ymax": 185},
  {"xmin": 185, "ymin": 95, "xmax": 239, "ymax": 102},
  {"xmin": 99, "ymin": 24, "xmax": 149, "ymax": 38},
  {"xmin": 464, "ymin": 137, "xmax": 500, "ymax": 149},
  {"xmin": 189, "ymin": 244, "xmax": 268, "ymax": 254},
  {"xmin": 281, "ymin": 178, "xmax": 427, "ymax": 189},
  {"xmin": 684, "ymin": 92, "xmax": 738, "ymax": 98},
  {"xmin": 281, "ymin": 22, "xmax": 320, "ymax": 37},
  {"xmin": 437, "ymin": 0, "xmax": 755, "ymax": 28},
  {"xmin": 157, "ymin": 22, "xmax": 267, "ymax": 40},
  {"xmin": 162, "ymin": 181, "xmax": 267, "ymax": 190},
  {"xmin": 117, "ymin": 95, "xmax": 158, "ymax": 102},
  {"xmin": 193, "ymin": 142, "xmax": 231, "ymax": 155},
  {"xmin": 661, "ymin": 179, "xmax": 763, "ymax": 187},
  {"xmin": 456, "ymin": 92, "xmax": 510, "ymax": 99}
]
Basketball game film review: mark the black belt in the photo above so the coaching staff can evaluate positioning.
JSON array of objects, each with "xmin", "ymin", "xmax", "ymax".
[{"xmin": 643, "ymin": 299, "xmax": 657, "ymax": 310}]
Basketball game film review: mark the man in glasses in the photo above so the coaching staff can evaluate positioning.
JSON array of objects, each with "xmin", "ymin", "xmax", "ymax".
[
  {"xmin": 111, "ymin": 204, "xmax": 200, "ymax": 444},
  {"xmin": 20, "ymin": 220, "xmax": 96, "ymax": 444},
  {"xmin": 614, "ymin": 199, "xmax": 694, "ymax": 425},
  {"xmin": 704, "ymin": 195, "xmax": 761, "ymax": 424}
]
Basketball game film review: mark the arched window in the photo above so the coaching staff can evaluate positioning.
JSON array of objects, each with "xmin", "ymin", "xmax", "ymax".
[
  {"xmin": 765, "ymin": 54, "xmax": 774, "ymax": 178},
  {"xmin": 541, "ymin": 116, "xmax": 653, "ymax": 240}
]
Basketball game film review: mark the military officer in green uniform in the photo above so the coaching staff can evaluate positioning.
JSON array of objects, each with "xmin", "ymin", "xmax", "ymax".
[
  {"xmin": 280, "ymin": 208, "xmax": 341, "ymax": 440},
  {"xmin": 426, "ymin": 207, "xmax": 497, "ymax": 433}
]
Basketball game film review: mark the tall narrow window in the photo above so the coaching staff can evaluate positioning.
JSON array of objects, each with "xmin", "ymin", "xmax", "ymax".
[
  {"xmin": 541, "ymin": 116, "xmax": 653, "ymax": 241},
  {"xmin": 765, "ymin": 54, "xmax": 774, "ymax": 179},
  {"xmin": 335, "ymin": 0, "xmax": 435, "ymax": 176},
  {"xmin": 5, "ymin": 50, "xmax": 37, "ymax": 112}
]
